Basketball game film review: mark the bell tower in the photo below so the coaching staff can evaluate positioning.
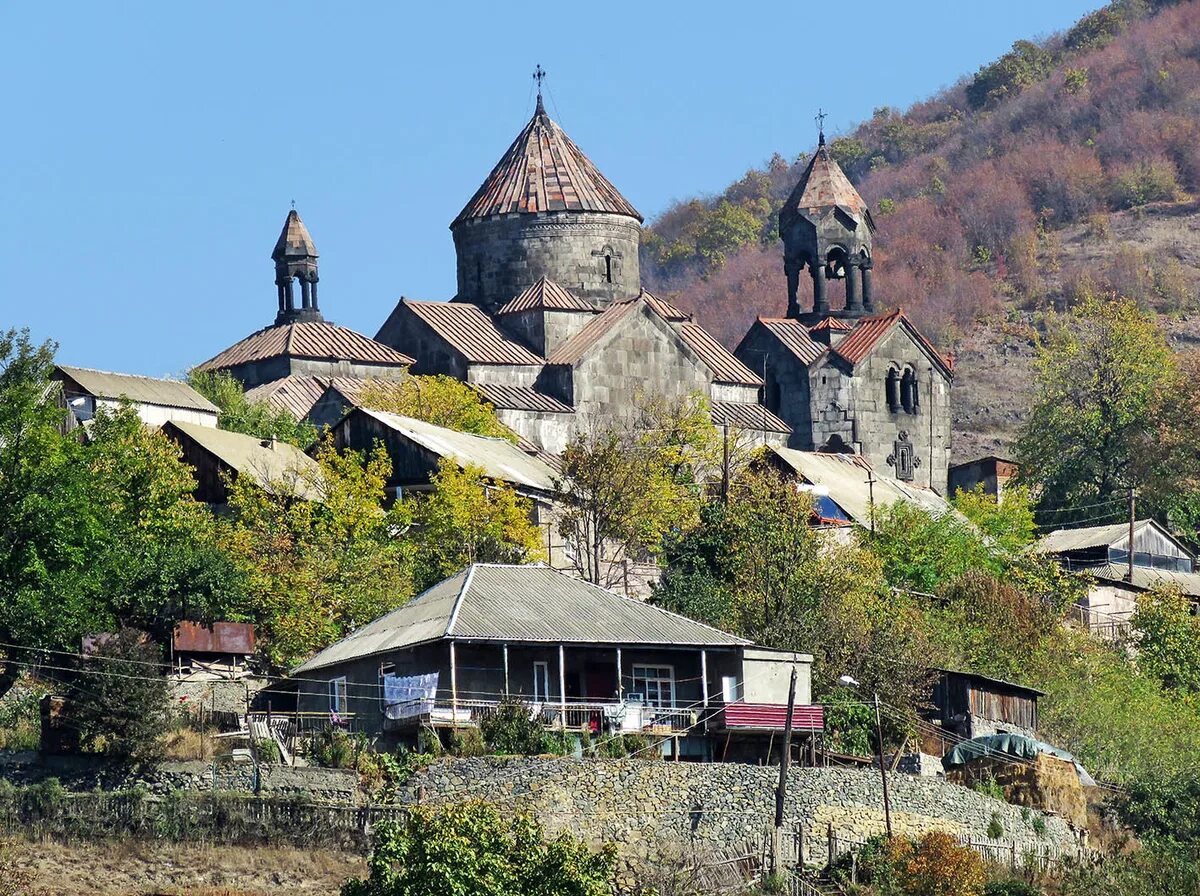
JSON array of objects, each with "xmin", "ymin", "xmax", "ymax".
[
  {"xmin": 273, "ymin": 208, "xmax": 322, "ymax": 325},
  {"xmin": 779, "ymin": 117, "xmax": 875, "ymax": 323}
]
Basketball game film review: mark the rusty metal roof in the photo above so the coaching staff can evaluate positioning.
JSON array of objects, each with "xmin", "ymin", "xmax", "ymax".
[
  {"xmin": 833, "ymin": 309, "xmax": 953, "ymax": 376},
  {"xmin": 272, "ymin": 209, "xmax": 318, "ymax": 262},
  {"xmin": 292, "ymin": 563, "xmax": 748, "ymax": 672},
  {"xmin": 545, "ymin": 300, "xmax": 639, "ymax": 365},
  {"xmin": 639, "ymin": 289, "xmax": 690, "ymax": 322},
  {"xmin": 472, "ymin": 383, "xmax": 574, "ymax": 414},
  {"xmin": 710, "ymin": 401, "xmax": 792, "ymax": 434},
  {"xmin": 55, "ymin": 366, "xmax": 219, "ymax": 414},
  {"xmin": 780, "ymin": 143, "xmax": 872, "ymax": 232},
  {"xmin": 401, "ymin": 300, "xmax": 545, "ymax": 366},
  {"xmin": 173, "ymin": 621, "xmax": 256, "ymax": 655},
  {"xmin": 195, "ymin": 321, "xmax": 415, "ymax": 372},
  {"xmin": 452, "ymin": 98, "xmax": 642, "ymax": 226},
  {"xmin": 497, "ymin": 278, "xmax": 596, "ymax": 315},
  {"xmin": 243, "ymin": 374, "xmax": 384, "ymax": 421},
  {"xmin": 678, "ymin": 323, "xmax": 762, "ymax": 386},
  {"xmin": 809, "ymin": 316, "xmax": 853, "ymax": 333},
  {"xmin": 750, "ymin": 318, "xmax": 827, "ymax": 366}
]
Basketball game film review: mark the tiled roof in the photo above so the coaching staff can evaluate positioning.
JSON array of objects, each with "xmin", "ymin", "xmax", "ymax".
[
  {"xmin": 164, "ymin": 421, "xmax": 323, "ymax": 500},
  {"xmin": 833, "ymin": 309, "xmax": 952, "ymax": 376},
  {"xmin": 472, "ymin": 383, "xmax": 574, "ymax": 414},
  {"xmin": 678, "ymin": 323, "xmax": 762, "ymax": 386},
  {"xmin": 809, "ymin": 316, "xmax": 853, "ymax": 333},
  {"xmin": 453, "ymin": 99, "xmax": 642, "ymax": 226},
  {"xmin": 752, "ymin": 318, "xmax": 827, "ymax": 365},
  {"xmin": 195, "ymin": 321, "xmax": 415, "ymax": 372},
  {"xmin": 293, "ymin": 564, "xmax": 749, "ymax": 672},
  {"xmin": 272, "ymin": 209, "xmax": 318, "ymax": 261},
  {"xmin": 780, "ymin": 143, "xmax": 871, "ymax": 232},
  {"xmin": 55, "ymin": 366, "xmax": 219, "ymax": 414},
  {"xmin": 400, "ymin": 300, "xmax": 545, "ymax": 366},
  {"xmin": 546, "ymin": 300, "xmax": 639, "ymax": 365},
  {"xmin": 638, "ymin": 289, "xmax": 690, "ymax": 322},
  {"xmin": 710, "ymin": 401, "xmax": 792, "ymax": 434},
  {"xmin": 497, "ymin": 278, "xmax": 596, "ymax": 315}
]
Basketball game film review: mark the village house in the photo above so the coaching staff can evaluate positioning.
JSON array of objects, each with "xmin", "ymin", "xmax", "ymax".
[
  {"xmin": 290, "ymin": 563, "xmax": 823, "ymax": 761},
  {"xmin": 948, "ymin": 456, "xmax": 1019, "ymax": 499},
  {"xmin": 924, "ymin": 668, "xmax": 1042, "ymax": 749},
  {"xmin": 52, "ymin": 365, "xmax": 219, "ymax": 432}
]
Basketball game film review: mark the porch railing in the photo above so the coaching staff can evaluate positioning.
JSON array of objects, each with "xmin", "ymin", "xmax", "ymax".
[{"xmin": 393, "ymin": 697, "xmax": 699, "ymax": 735}]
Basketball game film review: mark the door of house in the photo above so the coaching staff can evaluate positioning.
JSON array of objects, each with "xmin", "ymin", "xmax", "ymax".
[
  {"xmin": 533, "ymin": 661, "xmax": 551, "ymax": 704},
  {"xmin": 584, "ymin": 663, "xmax": 617, "ymax": 701}
]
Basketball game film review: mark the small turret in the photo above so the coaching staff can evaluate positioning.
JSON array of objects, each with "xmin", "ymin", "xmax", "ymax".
[{"xmin": 272, "ymin": 209, "xmax": 322, "ymax": 324}]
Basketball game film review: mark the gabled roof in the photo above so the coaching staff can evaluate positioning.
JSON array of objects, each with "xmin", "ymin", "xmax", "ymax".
[
  {"xmin": 195, "ymin": 321, "xmax": 415, "ymax": 372},
  {"xmin": 243, "ymin": 374, "xmax": 382, "ymax": 421},
  {"xmin": 272, "ymin": 209, "xmax": 318, "ymax": 261},
  {"xmin": 678, "ymin": 323, "xmax": 762, "ymax": 387},
  {"xmin": 1080, "ymin": 563, "xmax": 1200, "ymax": 598},
  {"xmin": 55, "ymin": 366, "xmax": 219, "ymax": 414},
  {"xmin": 832, "ymin": 309, "xmax": 953, "ymax": 377},
  {"xmin": 809, "ymin": 316, "xmax": 853, "ymax": 334},
  {"xmin": 350, "ymin": 408, "xmax": 557, "ymax": 492},
  {"xmin": 164, "ymin": 420, "xmax": 322, "ymax": 500},
  {"xmin": 768, "ymin": 447, "xmax": 953, "ymax": 529},
  {"xmin": 453, "ymin": 99, "xmax": 642, "ymax": 226},
  {"xmin": 710, "ymin": 401, "xmax": 792, "ymax": 434},
  {"xmin": 1037, "ymin": 518, "xmax": 1188, "ymax": 556},
  {"xmin": 497, "ymin": 278, "xmax": 596, "ymax": 315},
  {"xmin": 780, "ymin": 142, "xmax": 872, "ymax": 232},
  {"xmin": 394, "ymin": 300, "xmax": 545, "ymax": 366},
  {"xmin": 546, "ymin": 299, "xmax": 640, "ymax": 365},
  {"xmin": 745, "ymin": 318, "xmax": 827, "ymax": 366},
  {"xmin": 638, "ymin": 289, "xmax": 690, "ymax": 322},
  {"xmin": 292, "ymin": 563, "xmax": 749, "ymax": 673},
  {"xmin": 472, "ymin": 383, "xmax": 573, "ymax": 414}
]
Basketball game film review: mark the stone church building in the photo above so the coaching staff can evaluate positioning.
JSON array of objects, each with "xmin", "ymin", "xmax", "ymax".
[{"xmin": 195, "ymin": 89, "xmax": 953, "ymax": 491}]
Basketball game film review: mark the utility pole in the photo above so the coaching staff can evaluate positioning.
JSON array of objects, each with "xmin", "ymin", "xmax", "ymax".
[
  {"xmin": 773, "ymin": 663, "xmax": 798, "ymax": 873},
  {"xmin": 1127, "ymin": 486, "xmax": 1137, "ymax": 584},
  {"xmin": 873, "ymin": 693, "xmax": 893, "ymax": 838},
  {"xmin": 866, "ymin": 471, "xmax": 877, "ymax": 536},
  {"xmin": 721, "ymin": 424, "xmax": 730, "ymax": 505}
]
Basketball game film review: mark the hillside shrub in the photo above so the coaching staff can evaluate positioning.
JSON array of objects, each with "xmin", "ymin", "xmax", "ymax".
[
  {"xmin": 984, "ymin": 881, "xmax": 1043, "ymax": 896},
  {"xmin": 1110, "ymin": 159, "xmax": 1180, "ymax": 208}
]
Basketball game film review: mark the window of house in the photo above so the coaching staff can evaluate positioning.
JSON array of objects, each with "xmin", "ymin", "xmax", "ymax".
[
  {"xmin": 533, "ymin": 661, "xmax": 551, "ymax": 703},
  {"xmin": 631, "ymin": 665, "xmax": 675, "ymax": 708},
  {"xmin": 329, "ymin": 677, "xmax": 348, "ymax": 715}
]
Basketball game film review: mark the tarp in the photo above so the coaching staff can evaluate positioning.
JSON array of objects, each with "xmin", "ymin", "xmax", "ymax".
[
  {"xmin": 383, "ymin": 672, "xmax": 439, "ymax": 720},
  {"xmin": 942, "ymin": 733, "xmax": 1096, "ymax": 786}
]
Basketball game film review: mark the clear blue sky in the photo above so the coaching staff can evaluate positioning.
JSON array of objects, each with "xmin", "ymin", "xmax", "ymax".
[{"xmin": 0, "ymin": 1, "xmax": 1103, "ymax": 377}]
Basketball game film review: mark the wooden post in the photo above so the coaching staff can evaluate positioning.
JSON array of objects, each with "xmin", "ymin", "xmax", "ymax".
[
  {"xmin": 874, "ymin": 693, "xmax": 893, "ymax": 838},
  {"xmin": 772, "ymin": 663, "xmax": 798, "ymax": 874},
  {"xmin": 503, "ymin": 643, "xmax": 510, "ymax": 697},
  {"xmin": 558, "ymin": 643, "xmax": 567, "ymax": 727},
  {"xmin": 449, "ymin": 640, "xmax": 459, "ymax": 723},
  {"xmin": 827, "ymin": 823, "xmax": 835, "ymax": 868},
  {"xmin": 700, "ymin": 650, "xmax": 709, "ymax": 709},
  {"xmin": 1127, "ymin": 486, "xmax": 1136, "ymax": 583},
  {"xmin": 616, "ymin": 647, "xmax": 623, "ymax": 699}
]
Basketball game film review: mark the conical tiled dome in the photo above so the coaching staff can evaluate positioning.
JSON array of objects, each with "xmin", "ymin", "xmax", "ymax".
[{"xmin": 780, "ymin": 142, "xmax": 872, "ymax": 233}]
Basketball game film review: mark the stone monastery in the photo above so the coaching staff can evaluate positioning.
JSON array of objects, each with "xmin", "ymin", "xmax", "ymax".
[{"xmin": 196, "ymin": 87, "xmax": 953, "ymax": 492}]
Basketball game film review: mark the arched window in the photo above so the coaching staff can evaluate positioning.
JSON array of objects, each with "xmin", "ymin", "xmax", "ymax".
[
  {"xmin": 885, "ymin": 368, "xmax": 901, "ymax": 413},
  {"xmin": 900, "ymin": 368, "xmax": 919, "ymax": 414},
  {"xmin": 604, "ymin": 253, "xmax": 613, "ymax": 283}
]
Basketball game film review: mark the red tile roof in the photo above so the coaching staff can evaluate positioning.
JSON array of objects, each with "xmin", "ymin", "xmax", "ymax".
[
  {"xmin": 195, "ymin": 321, "xmax": 414, "ymax": 372},
  {"xmin": 754, "ymin": 318, "xmax": 827, "ymax": 366},
  {"xmin": 453, "ymin": 99, "xmax": 642, "ymax": 226},
  {"xmin": 780, "ymin": 144, "xmax": 871, "ymax": 232},
  {"xmin": 497, "ymin": 278, "xmax": 596, "ymax": 315},
  {"xmin": 809, "ymin": 316, "xmax": 853, "ymax": 333},
  {"xmin": 833, "ymin": 308, "xmax": 953, "ymax": 376},
  {"xmin": 402, "ymin": 300, "xmax": 545, "ymax": 366},
  {"xmin": 678, "ymin": 323, "xmax": 762, "ymax": 387}
]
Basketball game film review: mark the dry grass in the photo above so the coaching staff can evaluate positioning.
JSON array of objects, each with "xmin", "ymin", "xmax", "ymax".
[
  {"xmin": 161, "ymin": 729, "xmax": 232, "ymax": 762},
  {"xmin": 9, "ymin": 838, "xmax": 364, "ymax": 896}
]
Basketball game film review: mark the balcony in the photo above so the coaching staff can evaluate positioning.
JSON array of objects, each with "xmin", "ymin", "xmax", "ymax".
[{"xmin": 384, "ymin": 697, "xmax": 700, "ymax": 735}]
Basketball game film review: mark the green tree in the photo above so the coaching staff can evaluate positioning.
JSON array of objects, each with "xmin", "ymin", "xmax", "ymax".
[
  {"xmin": 188, "ymin": 370, "xmax": 317, "ymax": 446},
  {"xmin": 342, "ymin": 801, "xmax": 615, "ymax": 896},
  {"xmin": 357, "ymin": 375, "xmax": 516, "ymax": 441},
  {"xmin": 694, "ymin": 201, "xmax": 763, "ymax": 270},
  {"xmin": 1132, "ymin": 586, "xmax": 1200, "ymax": 693},
  {"xmin": 966, "ymin": 39, "xmax": 1056, "ymax": 108},
  {"xmin": 403, "ymin": 459, "xmax": 544, "ymax": 591},
  {"xmin": 223, "ymin": 439, "xmax": 413, "ymax": 668},
  {"xmin": 870, "ymin": 502, "xmax": 1000, "ymax": 593},
  {"xmin": 951, "ymin": 485, "xmax": 1037, "ymax": 554}
]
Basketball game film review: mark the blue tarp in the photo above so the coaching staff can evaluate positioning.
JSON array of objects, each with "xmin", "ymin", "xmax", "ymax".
[{"xmin": 942, "ymin": 733, "xmax": 1096, "ymax": 786}]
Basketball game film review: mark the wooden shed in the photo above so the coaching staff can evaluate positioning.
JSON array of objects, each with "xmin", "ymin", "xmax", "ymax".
[{"xmin": 925, "ymin": 668, "xmax": 1042, "ymax": 749}]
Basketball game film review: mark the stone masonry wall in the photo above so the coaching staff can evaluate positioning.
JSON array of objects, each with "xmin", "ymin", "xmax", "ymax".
[{"xmin": 397, "ymin": 758, "xmax": 1080, "ymax": 866}]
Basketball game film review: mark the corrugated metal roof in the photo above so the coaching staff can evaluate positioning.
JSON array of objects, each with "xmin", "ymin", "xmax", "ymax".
[
  {"xmin": 292, "ymin": 563, "xmax": 748, "ymax": 672},
  {"xmin": 769, "ymin": 447, "xmax": 953, "ymax": 529},
  {"xmin": 779, "ymin": 143, "xmax": 871, "ymax": 232},
  {"xmin": 710, "ymin": 401, "xmax": 792, "ymax": 434},
  {"xmin": 195, "ymin": 321, "xmax": 415, "ymax": 372},
  {"xmin": 752, "ymin": 319, "xmax": 827, "ymax": 365},
  {"xmin": 639, "ymin": 290, "xmax": 690, "ymax": 322},
  {"xmin": 546, "ymin": 300, "xmax": 638, "ymax": 365},
  {"xmin": 1081, "ymin": 563, "xmax": 1200, "ymax": 598},
  {"xmin": 452, "ymin": 99, "xmax": 642, "ymax": 226},
  {"xmin": 472, "ymin": 383, "xmax": 574, "ymax": 414},
  {"xmin": 356, "ymin": 408, "xmax": 557, "ymax": 491},
  {"xmin": 1037, "ymin": 519, "xmax": 1158, "ymax": 554},
  {"xmin": 402, "ymin": 300, "xmax": 545, "ymax": 366},
  {"xmin": 833, "ymin": 309, "xmax": 953, "ymax": 377},
  {"xmin": 678, "ymin": 323, "xmax": 762, "ymax": 386},
  {"xmin": 497, "ymin": 278, "xmax": 596, "ymax": 315},
  {"xmin": 55, "ymin": 366, "xmax": 220, "ymax": 414},
  {"xmin": 245, "ymin": 375, "xmax": 331, "ymax": 420},
  {"xmin": 173, "ymin": 621, "xmax": 256, "ymax": 655},
  {"xmin": 165, "ymin": 420, "xmax": 323, "ymax": 499}
]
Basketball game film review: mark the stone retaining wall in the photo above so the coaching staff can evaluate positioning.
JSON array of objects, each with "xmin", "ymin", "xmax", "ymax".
[{"xmin": 397, "ymin": 758, "xmax": 1081, "ymax": 865}]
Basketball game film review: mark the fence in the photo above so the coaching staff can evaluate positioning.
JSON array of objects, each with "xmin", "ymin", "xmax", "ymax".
[{"xmin": 822, "ymin": 825, "xmax": 1085, "ymax": 874}]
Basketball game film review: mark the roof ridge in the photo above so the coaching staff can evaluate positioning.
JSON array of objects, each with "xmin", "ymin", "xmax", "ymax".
[{"xmin": 445, "ymin": 564, "xmax": 477, "ymax": 637}]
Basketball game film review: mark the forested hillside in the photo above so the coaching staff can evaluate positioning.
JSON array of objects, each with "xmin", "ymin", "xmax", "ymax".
[{"xmin": 641, "ymin": 0, "xmax": 1200, "ymax": 460}]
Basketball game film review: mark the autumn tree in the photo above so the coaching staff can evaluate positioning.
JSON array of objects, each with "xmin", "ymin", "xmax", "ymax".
[
  {"xmin": 356, "ymin": 375, "xmax": 516, "ymax": 441},
  {"xmin": 188, "ymin": 370, "xmax": 317, "ymax": 447},
  {"xmin": 403, "ymin": 459, "xmax": 544, "ymax": 591}
]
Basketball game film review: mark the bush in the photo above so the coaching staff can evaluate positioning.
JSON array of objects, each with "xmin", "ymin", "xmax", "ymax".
[
  {"xmin": 448, "ymin": 727, "xmax": 487, "ymax": 758},
  {"xmin": 480, "ymin": 698, "xmax": 545, "ymax": 755},
  {"xmin": 987, "ymin": 812, "xmax": 1005, "ymax": 839},
  {"xmin": 1111, "ymin": 159, "xmax": 1180, "ymax": 209},
  {"xmin": 984, "ymin": 881, "xmax": 1043, "ymax": 896},
  {"xmin": 0, "ymin": 681, "xmax": 44, "ymax": 751},
  {"xmin": 308, "ymin": 727, "xmax": 365, "ymax": 769},
  {"xmin": 974, "ymin": 777, "xmax": 1007, "ymax": 803},
  {"xmin": 888, "ymin": 832, "xmax": 986, "ymax": 896}
]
